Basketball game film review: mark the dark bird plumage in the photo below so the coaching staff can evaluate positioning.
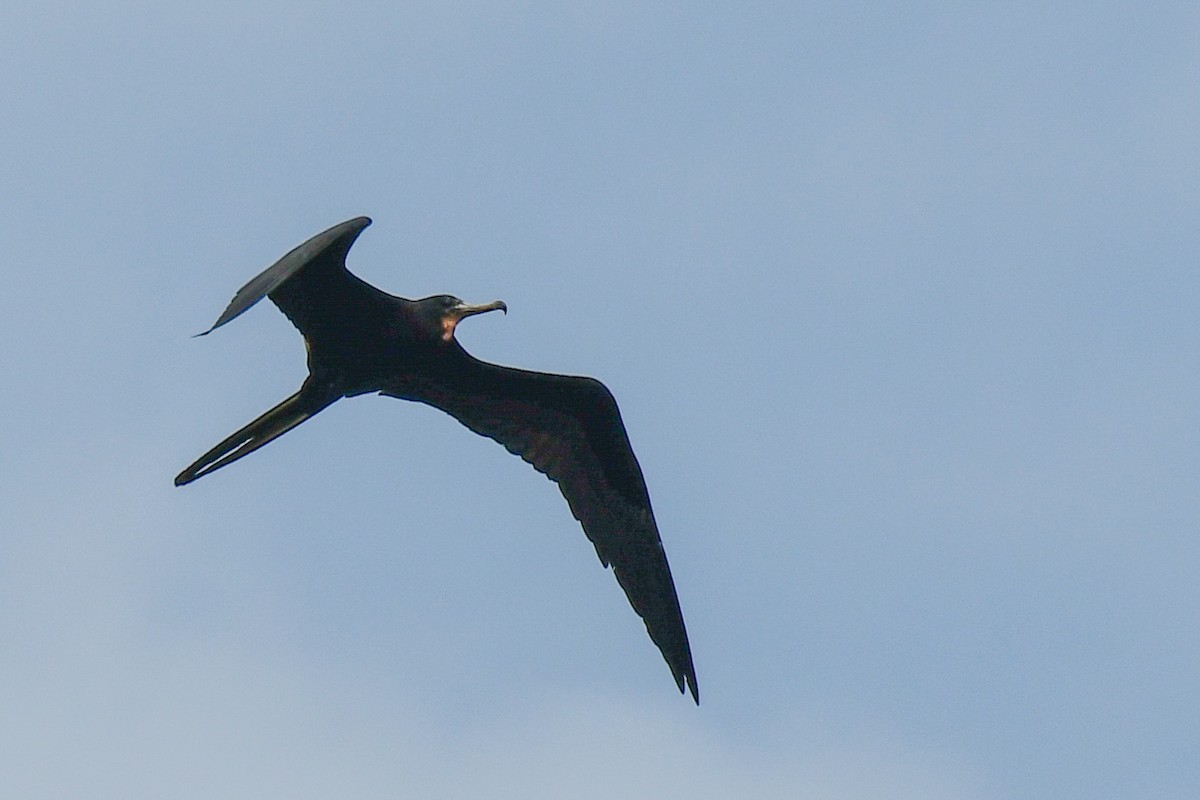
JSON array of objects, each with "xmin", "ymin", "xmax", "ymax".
[{"xmin": 176, "ymin": 217, "xmax": 698, "ymax": 703}]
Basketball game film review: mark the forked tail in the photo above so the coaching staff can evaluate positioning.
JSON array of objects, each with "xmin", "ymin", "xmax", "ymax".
[{"xmin": 175, "ymin": 391, "xmax": 333, "ymax": 486}]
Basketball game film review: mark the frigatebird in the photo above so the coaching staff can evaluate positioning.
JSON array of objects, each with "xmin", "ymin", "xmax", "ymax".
[{"xmin": 175, "ymin": 217, "xmax": 698, "ymax": 703}]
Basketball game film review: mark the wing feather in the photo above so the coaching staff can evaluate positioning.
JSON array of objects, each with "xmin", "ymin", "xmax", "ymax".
[
  {"xmin": 198, "ymin": 216, "xmax": 372, "ymax": 335},
  {"xmin": 386, "ymin": 357, "xmax": 698, "ymax": 702}
]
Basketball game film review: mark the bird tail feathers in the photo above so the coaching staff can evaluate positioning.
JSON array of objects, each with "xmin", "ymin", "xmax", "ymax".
[{"xmin": 175, "ymin": 391, "xmax": 330, "ymax": 486}]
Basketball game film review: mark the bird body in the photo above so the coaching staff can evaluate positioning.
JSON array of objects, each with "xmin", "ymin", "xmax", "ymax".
[{"xmin": 177, "ymin": 217, "xmax": 698, "ymax": 703}]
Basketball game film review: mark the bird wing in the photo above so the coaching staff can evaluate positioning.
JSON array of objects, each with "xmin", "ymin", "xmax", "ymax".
[
  {"xmin": 385, "ymin": 357, "xmax": 698, "ymax": 702},
  {"xmin": 197, "ymin": 216, "xmax": 372, "ymax": 335}
]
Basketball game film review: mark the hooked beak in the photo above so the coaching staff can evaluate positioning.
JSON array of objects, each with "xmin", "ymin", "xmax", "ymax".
[
  {"xmin": 442, "ymin": 299, "xmax": 507, "ymax": 341},
  {"xmin": 455, "ymin": 299, "xmax": 507, "ymax": 318}
]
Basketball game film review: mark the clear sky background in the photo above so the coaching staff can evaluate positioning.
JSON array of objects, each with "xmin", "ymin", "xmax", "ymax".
[{"xmin": 2, "ymin": 3, "xmax": 1197, "ymax": 798}]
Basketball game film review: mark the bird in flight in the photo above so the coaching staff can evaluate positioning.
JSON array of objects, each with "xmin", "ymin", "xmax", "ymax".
[{"xmin": 176, "ymin": 217, "xmax": 698, "ymax": 703}]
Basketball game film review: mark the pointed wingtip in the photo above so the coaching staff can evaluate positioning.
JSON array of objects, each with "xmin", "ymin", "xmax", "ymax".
[{"xmin": 679, "ymin": 671, "xmax": 699, "ymax": 705}]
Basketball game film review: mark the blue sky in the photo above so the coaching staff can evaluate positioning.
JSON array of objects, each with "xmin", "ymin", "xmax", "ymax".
[{"xmin": 2, "ymin": 3, "xmax": 1198, "ymax": 797}]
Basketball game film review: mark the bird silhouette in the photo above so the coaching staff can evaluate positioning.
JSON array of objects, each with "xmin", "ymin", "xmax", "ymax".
[{"xmin": 176, "ymin": 217, "xmax": 698, "ymax": 702}]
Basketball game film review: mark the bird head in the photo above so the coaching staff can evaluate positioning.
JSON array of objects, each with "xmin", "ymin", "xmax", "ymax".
[{"xmin": 418, "ymin": 295, "xmax": 507, "ymax": 343}]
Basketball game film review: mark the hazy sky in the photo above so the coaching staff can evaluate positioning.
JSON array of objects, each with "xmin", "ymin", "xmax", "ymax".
[{"xmin": 3, "ymin": 3, "xmax": 1198, "ymax": 798}]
